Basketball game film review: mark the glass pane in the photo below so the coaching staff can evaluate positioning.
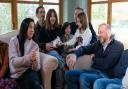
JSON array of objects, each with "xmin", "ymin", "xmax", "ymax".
[
  {"xmin": 91, "ymin": 4, "xmax": 108, "ymax": 34},
  {"xmin": 17, "ymin": 4, "xmax": 38, "ymax": 29},
  {"xmin": 92, "ymin": 0, "xmax": 108, "ymax": 2},
  {"xmin": 0, "ymin": 3, "xmax": 12, "ymax": 35},
  {"xmin": 112, "ymin": 2, "xmax": 128, "ymax": 49},
  {"xmin": 43, "ymin": 0, "xmax": 59, "ymax": 3},
  {"xmin": 43, "ymin": 5, "xmax": 59, "ymax": 22}
]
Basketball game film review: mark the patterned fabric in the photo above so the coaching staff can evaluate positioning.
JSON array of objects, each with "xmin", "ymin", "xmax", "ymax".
[{"xmin": 0, "ymin": 78, "xmax": 19, "ymax": 89}]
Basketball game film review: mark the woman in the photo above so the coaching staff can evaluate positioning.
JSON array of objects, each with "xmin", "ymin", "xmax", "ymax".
[
  {"xmin": 0, "ymin": 41, "xmax": 19, "ymax": 89},
  {"xmin": 37, "ymin": 9, "xmax": 65, "ymax": 89},
  {"xmin": 64, "ymin": 12, "xmax": 92, "ymax": 51},
  {"xmin": 9, "ymin": 18, "xmax": 42, "ymax": 89}
]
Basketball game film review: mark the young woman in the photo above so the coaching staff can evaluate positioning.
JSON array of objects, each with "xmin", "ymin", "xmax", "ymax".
[
  {"xmin": 64, "ymin": 12, "xmax": 92, "ymax": 51},
  {"xmin": 9, "ymin": 18, "xmax": 42, "ymax": 89},
  {"xmin": 37, "ymin": 9, "xmax": 65, "ymax": 89}
]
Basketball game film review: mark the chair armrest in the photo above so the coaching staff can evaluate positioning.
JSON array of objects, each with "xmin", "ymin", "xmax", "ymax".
[
  {"xmin": 40, "ymin": 53, "xmax": 58, "ymax": 89},
  {"xmin": 74, "ymin": 55, "xmax": 93, "ymax": 70}
]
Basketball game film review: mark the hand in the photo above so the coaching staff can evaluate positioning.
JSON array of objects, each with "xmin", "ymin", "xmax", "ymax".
[
  {"xmin": 66, "ymin": 54, "xmax": 77, "ymax": 70},
  {"xmin": 90, "ymin": 54, "xmax": 95, "ymax": 59},
  {"xmin": 67, "ymin": 48, "xmax": 76, "ymax": 53},
  {"xmin": 56, "ymin": 42, "xmax": 65, "ymax": 47},
  {"xmin": 30, "ymin": 50, "xmax": 37, "ymax": 62},
  {"xmin": 45, "ymin": 42, "xmax": 54, "ymax": 51}
]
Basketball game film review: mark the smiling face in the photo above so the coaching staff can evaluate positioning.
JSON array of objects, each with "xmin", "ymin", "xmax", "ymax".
[
  {"xmin": 27, "ymin": 22, "xmax": 34, "ymax": 39},
  {"xmin": 36, "ymin": 7, "xmax": 45, "ymax": 21},
  {"xmin": 50, "ymin": 12, "xmax": 56, "ymax": 25},
  {"xmin": 65, "ymin": 25, "xmax": 71, "ymax": 35}
]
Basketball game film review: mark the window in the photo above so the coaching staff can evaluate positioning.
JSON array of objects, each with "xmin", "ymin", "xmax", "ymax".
[
  {"xmin": 17, "ymin": 3, "xmax": 38, "ymax": 29},
  {"xmin": 0, "ymin": 0, "xmax": 61, "ymax": 34},
  {"xmin": 91, "ymin": 4, "xmax": 108, "ymax": 33},
  {"xmin": 111, "ymin": 2, "xmax": 128, "ymax": 48},
  {"xmin": 0, "ymin": 3, "xmax": 12, "ymax": 34},
  {"xmin": 90, "ymin": 0, "xmax": 128, "ymax": 48}
]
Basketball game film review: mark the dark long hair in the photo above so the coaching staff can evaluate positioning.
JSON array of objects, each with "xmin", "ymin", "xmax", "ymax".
[
  {"xmin": 46, "ymin": 9, "xmax": 58, "ymax": 30},
  {"xmin": 62, "ymin": 22, "xmax": 70, "ymax": 34},
  {"xmin": 17, "ymin": 18, "xmax": 34, "ymax": 56}
]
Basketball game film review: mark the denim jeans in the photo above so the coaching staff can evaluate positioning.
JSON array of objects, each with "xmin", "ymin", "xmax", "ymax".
[
  {"xmin": 48, "ymin": 50, "xmax": 65, "ymax": 89},
  {"xmin": 65, "ymin": 69, "xmax": 108, "ymax": 89},
  {"xmin": 93, "ymin": 78, "xmax": 122, "ymax": 89},
  {"xmin": 16, "ymin": 69, "xmax": 42, "ymax": 89}
]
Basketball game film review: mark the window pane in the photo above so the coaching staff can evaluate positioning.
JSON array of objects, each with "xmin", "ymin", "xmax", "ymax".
[
  {"xmin": 91, "ymin": 4, "xmax": 108, "ymax": 34},
  {"xmin": 43, "ymin": 0, "xmax": 59, "ymax": 3},
  {"xmin": 112, "ymin": 2, "xmax": 128, "ymax": 48},
  {"xmin": 43, "ymin": 5, "xmax": 59, "ymax": 22},
  {"xmin": 92, "ymin": 0, "xmax": 107, "ymax": 2},
  {"xmin": 0, "ymin": 3, "xmax": 12, "ymax": 34},
  {"xmin": 17, "ymin": 4, "xmax": 38, "ymax": 29}
]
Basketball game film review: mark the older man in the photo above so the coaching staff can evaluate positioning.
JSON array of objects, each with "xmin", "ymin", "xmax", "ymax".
[{"xmin": 65, "ymin": 23, "xmax": 124, "ymax": 89}]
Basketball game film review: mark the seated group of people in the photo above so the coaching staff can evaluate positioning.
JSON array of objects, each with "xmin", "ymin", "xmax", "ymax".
[{"xmin": 0, "ymin": 5, "xmax": 128, "ymax": 89}]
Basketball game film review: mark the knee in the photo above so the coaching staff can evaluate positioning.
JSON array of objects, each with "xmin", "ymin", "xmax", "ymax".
[
  {"xmin": 30, "ymin": 80, "xmax": 41, "ymax": 88},
  {"xmin": 106, "ymin": 84, "xmax": 120, "ymax": 89},
  {"xmin": 93, "ymin": 79, "xmax": 104, "ymax": 89},
  {"xmin": 79, "ymin": 74, "xmax": 88, "ymax": 86},
  {"xmin": 106, "ymin": 84, "xmax": 115, "ymax": 89}
]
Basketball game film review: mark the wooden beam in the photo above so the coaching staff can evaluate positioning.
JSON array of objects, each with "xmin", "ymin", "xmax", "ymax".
[
  {"xmin": 0, "ymin": 0, "xmax": 11, "ymax": 3},
  {"xmin": 112, "ymin": 0, "xmax": 128, "ymax": 2},
  {"xmin": 107, "ymin": 0, "xmax": 112, "ymax": 24},
  {"xmin": 17, "ymin": 1, "xmax": 59, "ymax": 5},
  {"xmin": 11, "ymin": 0, "xmax": 18, "ymax": 30},
  {"xmin": 59, "ymin": 0, "xmax": 63, "ymax": 24},
  {"xmin": 87, "ymin": 0, "xmax": 91, "ymax": 22}
]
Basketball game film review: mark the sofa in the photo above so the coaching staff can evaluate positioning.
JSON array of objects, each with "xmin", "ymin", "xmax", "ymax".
[
  {"xmin": 0, "ymin": 31, "xmax": 127, "ymax": 89},
  {"xmin": 0, "ymin": 31, "xmax": 58, "ymax": 89}
]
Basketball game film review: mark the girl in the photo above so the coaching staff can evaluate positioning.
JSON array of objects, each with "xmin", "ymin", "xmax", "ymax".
[
  {"xmin": 9, "ymin": 18, "xmax": 42, "ymax": 89},
  {"xmin": 64, "ymin": 12, "xmax": 92, "ymax": 52}
]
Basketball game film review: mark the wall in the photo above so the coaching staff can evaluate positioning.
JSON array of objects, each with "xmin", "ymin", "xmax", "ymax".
[{"xmin": 63, "ymin": 0, "xmax": 87, "ymax": 23}]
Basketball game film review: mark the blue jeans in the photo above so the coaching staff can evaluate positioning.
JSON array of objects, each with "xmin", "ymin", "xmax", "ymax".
[
  {"xmin": 17, "ymin": 69, "xmax": 42, "ymax": 89},
  {"xmin": 93, "ymin": 78, "xmax": 122, "ymax": 89},
  {"xmin": 65, "ymin": 69, "xmax": 108, "ymax": 89},
  {"xmin": 106, "ymin": 84, "xmax": 121, "ymax": 89}
]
